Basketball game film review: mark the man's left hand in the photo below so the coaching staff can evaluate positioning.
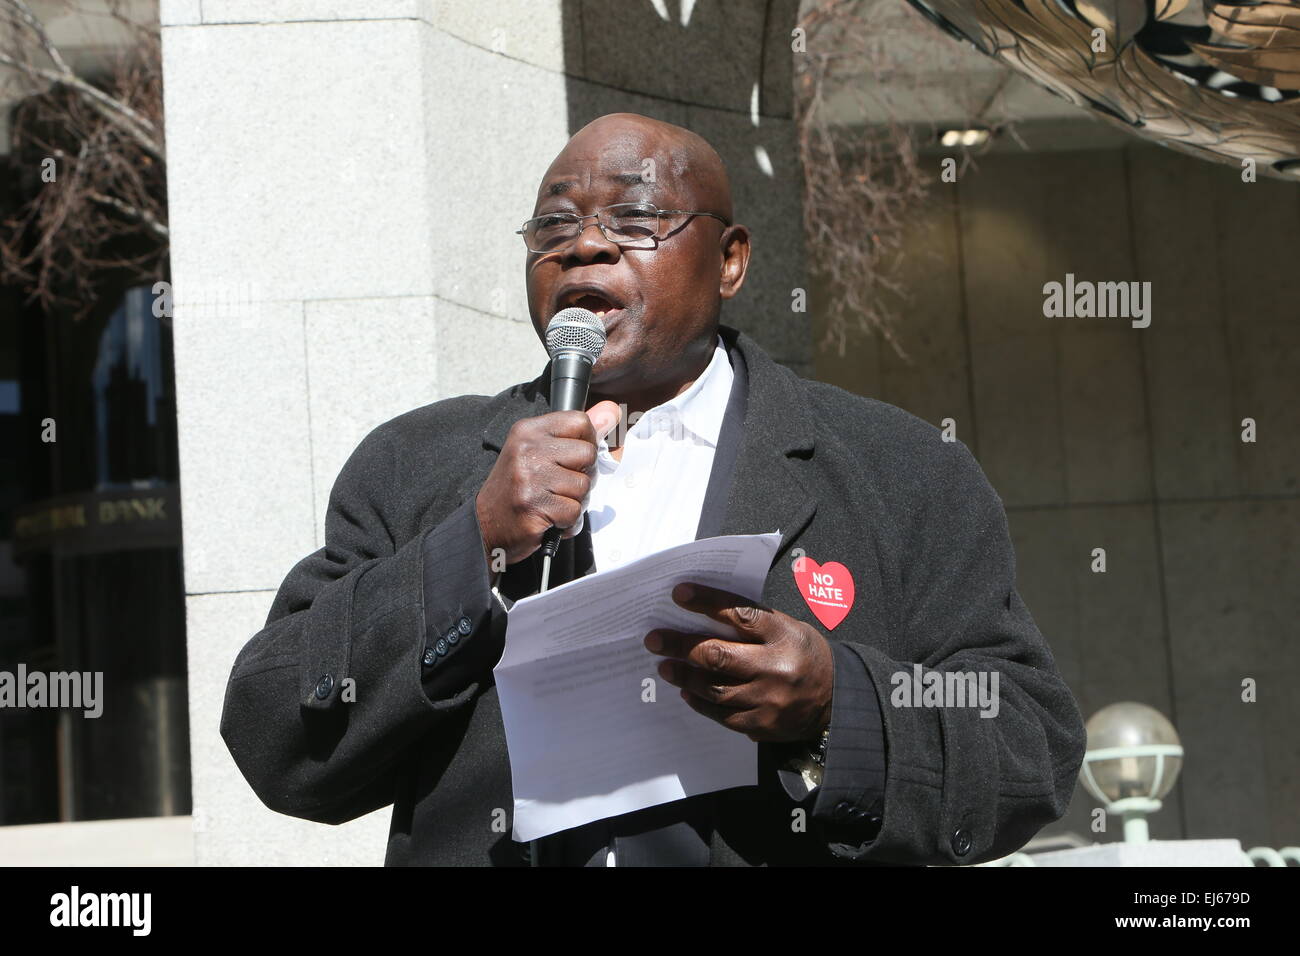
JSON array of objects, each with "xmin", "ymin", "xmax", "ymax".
[{"xmin": 644, "ymin": 582, "xmax": 835, "ymax": 744}]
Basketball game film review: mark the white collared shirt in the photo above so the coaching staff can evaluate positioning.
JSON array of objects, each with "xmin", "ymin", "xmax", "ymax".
[
  {"xmin": 583, "ymin": 334, "xmax": 733, "ymax": 867},
  {"xmin": 584, "ymin": 335, "xmax": 733, "ymax": 574}
]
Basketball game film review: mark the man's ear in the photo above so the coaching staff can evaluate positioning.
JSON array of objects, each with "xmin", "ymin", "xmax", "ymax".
[{"xmin": 718, "ymin": 224, "xmax": 751, "ymax": 301}]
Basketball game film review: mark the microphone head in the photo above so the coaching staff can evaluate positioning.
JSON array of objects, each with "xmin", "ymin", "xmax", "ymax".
[{"xmin": 545, "ymin": 307, "xmax": 607, "ymax": 362}]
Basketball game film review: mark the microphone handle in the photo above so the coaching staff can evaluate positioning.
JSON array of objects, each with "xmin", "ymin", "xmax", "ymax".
[
  {"xmin": 549, "ymin": 351, "xmax": 594, "ymax": 414},
  {"xmin": 540, "ymin": 351, "xmax": 595, "ymax": 560},
  {"xmin": 540, "ymin": 526, "xmax": 563, "ymax": 560}
]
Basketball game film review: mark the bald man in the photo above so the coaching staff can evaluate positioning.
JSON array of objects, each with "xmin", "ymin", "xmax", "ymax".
[{"xmin": 221, "ymin": 113, "xmax": 1087, "ymax": 867}]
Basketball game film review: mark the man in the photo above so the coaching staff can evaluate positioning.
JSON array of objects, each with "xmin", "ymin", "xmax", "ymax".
[{"xmin": 220, "ymin": 112, "xmax": 1087, "ymax": 866}]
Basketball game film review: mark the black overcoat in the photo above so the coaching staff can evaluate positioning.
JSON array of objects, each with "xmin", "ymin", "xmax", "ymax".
[{"xmin": 220, "ymin": 324, "xmax": 1087, "ymax": 866}]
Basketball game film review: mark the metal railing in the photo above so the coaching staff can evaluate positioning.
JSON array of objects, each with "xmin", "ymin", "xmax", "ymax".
[
  {"xmin": 1243, "ymin": 846, "xmax": 1300, "ymax": 867},
  {"xmin": 974, "ymin": 845, "xmax": 1300, "ymax": 866}
]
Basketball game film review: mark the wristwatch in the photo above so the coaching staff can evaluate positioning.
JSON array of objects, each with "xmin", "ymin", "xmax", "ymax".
[
  {"xmin": 809, "ymin": 726, "xmax": 830, "ymax": 767},
  {"xmin": 785, "ymin": 727, "xmax": 830, "ymax": 792}
]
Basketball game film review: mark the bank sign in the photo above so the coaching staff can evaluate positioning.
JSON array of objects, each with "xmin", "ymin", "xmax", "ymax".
[{"xmin": 11, "ymin": 485, "xmax": 180, "ymax": 558}]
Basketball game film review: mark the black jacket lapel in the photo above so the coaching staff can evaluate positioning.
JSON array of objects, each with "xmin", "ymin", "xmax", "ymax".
[
  {"xmin": 694, "ymin": 332, "xmax": 748, "ymax": 540},
  {"xmin": 706, "ymin": 326, "xmax": 818, "ymax": 567}
]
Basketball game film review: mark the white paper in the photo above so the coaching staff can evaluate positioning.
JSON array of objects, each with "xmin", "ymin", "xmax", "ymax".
[{"xmin": 493, "ymin": 531, "xmax": 783, "ymax": 842}]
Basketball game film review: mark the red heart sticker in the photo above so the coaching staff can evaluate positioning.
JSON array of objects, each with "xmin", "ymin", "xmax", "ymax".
[{"xmin": 793, "ymin": 557, "xmax": 855, "ymax": 630}]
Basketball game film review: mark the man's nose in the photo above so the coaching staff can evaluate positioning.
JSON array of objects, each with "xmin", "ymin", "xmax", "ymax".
[{"xmin": 564, "ymin": 219, "xmax": 620, "ymax": 264}]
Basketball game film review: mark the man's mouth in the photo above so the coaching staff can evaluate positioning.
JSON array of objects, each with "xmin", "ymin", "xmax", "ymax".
[
  {"xmin": 555, "ymin": 289, "xmax": 625, "ymax": 326},
  {"xmin": 574, "ymin": 294, "xmax": 616, "ymax": 317}
]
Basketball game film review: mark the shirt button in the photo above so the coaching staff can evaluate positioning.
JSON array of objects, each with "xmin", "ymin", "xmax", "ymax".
[
  {"xmin": 422, "ymin": 646, "xmax": 437, "ymax": 666},
  {"xmin": 610, "ymin": 549, "xmax": 621, "ymax": 563},
  {"xmin": 951, "ymin": 827, "xmax": 973, "ymax": 857},
  {"xmin": 314, "ymin": 674, "xmax": 334, "ymax": 700},
  {"xmin": 624, "ymin": 474, "xmax": 637, "ymax": 488},
  {"xmin": 457, "ymin": 616, "xmax": 472, "ymax": 636}
]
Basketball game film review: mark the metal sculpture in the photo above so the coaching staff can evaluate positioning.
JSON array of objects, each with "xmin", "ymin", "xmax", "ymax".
[{"xmin": 907, "ymin": 0, "xmax": 1300, "ymax": 178}]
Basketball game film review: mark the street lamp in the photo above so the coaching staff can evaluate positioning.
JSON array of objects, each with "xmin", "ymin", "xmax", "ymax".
[{"xmin": 1079, "ymin": 702, "xmax": 1183, "ymax": 843}]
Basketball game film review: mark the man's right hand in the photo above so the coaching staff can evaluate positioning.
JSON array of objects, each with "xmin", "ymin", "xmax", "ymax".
[{"xmin": 475, "ymin": 401, "xmax": 621, "ymax": 569}]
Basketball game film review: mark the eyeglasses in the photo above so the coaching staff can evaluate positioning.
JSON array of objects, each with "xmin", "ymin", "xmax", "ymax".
[{"xmin": 517, "ymin": 202, "xmax": 729, "ymax": 253}]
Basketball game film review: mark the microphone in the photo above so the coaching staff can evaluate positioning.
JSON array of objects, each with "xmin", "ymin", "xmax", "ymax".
[
  {"xmin": 538, "ymin": 308, "xmax": 607, "ymax": 568},
  {"xmin": 531, "ymin": 308, "xmax": 605, "ymax": 865}
]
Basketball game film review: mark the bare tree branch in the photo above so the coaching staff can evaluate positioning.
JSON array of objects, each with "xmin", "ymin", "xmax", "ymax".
[
  {"xmin": 87, "ymin": 188, "xmax": 168, "ymax": 238},
  {"xmin": 0, "ymin": 48, "xmax": 162, "ymax": 160},
  {"xmin": 0, "ymin": 0, "xmax": 167, "ymax": 320},
  {"xmin": 794, "ymin": 0, "xmax": 1008, "ymax": 361}
]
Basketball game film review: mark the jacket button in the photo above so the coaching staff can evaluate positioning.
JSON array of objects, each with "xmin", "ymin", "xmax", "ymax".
[
  {"xmin": 314, "ymin": 674, "xmax": 334, "ymax": 700},
  {"xmin": 457, "ymin": 616, "xmax": 472, "ymax": 636},
  {"xmin": 832, "ymin": 801, "xmax": 853, "ymax": 821},
  {"xmin": 422, "ymin": 646, "xmax": 437, "ymax": 666},
  {"xmin": 951, "ymin": 827, "xmax": 973, "ymax": 857},
  {"xmin": 435, "ymin": 637, "xmax": 450, "ymax": 656}
]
